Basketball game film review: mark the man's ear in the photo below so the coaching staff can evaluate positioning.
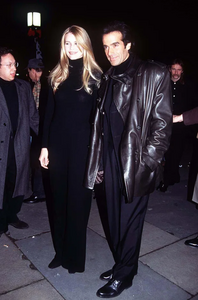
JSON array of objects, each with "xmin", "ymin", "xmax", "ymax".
[{"xmin": 126, "ymin": 43, "xmax": 131, "ymax": 51}]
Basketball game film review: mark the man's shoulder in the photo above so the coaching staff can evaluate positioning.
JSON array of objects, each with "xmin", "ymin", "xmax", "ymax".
[
  {"xmin": 140, "ymin": 59, "xmax": 167, "ymax": 69},
  {"xmin": 140, "ymin": 59, "xmax": 168, "ymax": 72},
  {"xmin": 136, "ymin": 60, "xmax": 169, "ymax": 81},
  {"xmin": 15, "ymin": 78, "xmax": 32, "ymax": 89}
]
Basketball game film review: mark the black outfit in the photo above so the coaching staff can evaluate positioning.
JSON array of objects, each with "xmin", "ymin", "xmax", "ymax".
[
  {"xmin": 29, "ymin": 77, "xmax": 48, "ymax": 200},
  {"xmin": 96, "ymin": 57, "xmax": 149, "ymax": 282},
  {"xmin": 163, "ymin": 78, "xmax": 197, "ymax": 187},
  {"xmin": 0, "ymin": 78, "xmax": 23, "ymax": 231},
  {"xmin": 42, "ymin": 58, "xmax": 97, "ymax": 272},
  {"xmin": 85, "ymin": 53, "xmax": 172, "ymax": 298}
]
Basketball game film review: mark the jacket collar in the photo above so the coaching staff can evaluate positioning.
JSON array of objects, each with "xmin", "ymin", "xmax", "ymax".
[{"xmin": 104, "ymin": 54, "xmax": 142, "ymax": 84}]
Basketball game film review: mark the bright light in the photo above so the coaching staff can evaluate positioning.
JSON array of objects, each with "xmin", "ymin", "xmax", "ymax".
[
  {"xmin": 27, "ymin": 12, "xmax": 41, "ymax": 27},
  {"xmin": 27, "ymin": 12, "xmax": 32, "ymax": 26}
]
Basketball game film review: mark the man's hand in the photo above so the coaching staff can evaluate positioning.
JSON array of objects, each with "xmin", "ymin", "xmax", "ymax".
[{"xmin": 95, "ymin": 171, "xmax": 104, "ymax": 184}]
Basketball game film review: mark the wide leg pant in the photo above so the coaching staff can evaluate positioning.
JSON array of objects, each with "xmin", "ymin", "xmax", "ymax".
[{"xmin": 99, "ymin": 145, "xmax": 149, "ymax": 282}]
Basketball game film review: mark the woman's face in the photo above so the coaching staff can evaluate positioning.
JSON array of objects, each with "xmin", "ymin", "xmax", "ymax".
[{"xmin": 65, "ymin": 32, "xmax": 83, "ymax": 60}]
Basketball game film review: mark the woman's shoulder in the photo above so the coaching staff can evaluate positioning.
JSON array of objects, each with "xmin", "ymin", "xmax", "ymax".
[{"xmin": 89, "ymin": 70, "xmax": 102, "ymax": 87}]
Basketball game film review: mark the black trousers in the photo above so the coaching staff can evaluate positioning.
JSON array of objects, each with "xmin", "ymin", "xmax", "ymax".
[
  {"xmin": 0, "ymin": 140, "xmax": 24, "ymax": 231},
  {"xmin": 96, "ymin": 185, "xmax": 149, "ymax": 282},
  {"xmin": 30, "ymin": 135, "xmax": 45, "ymax": 198},
  {"xmin": 163, "ymin": 132, "xmax": 186, "ymax": 186},
  {"xmin": 96, "ymin": 146, "xmax": 149, "ymax": 282}
]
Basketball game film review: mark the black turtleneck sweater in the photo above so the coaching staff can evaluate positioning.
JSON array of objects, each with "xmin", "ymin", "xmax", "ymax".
[
  {"xmin": 0, "ymin": 78, "xmax": 19, "ymax": 135},
  {"xmin": 103, "ymin": 55, "xmax": 133, "ymax": 189},
  {"xmin": 104, "ymin": 55, "xmax": 132, "ymax": 122},
  {"xmin": 42, "ymin": 57, "xmax": 95, "ymax": 150},
  {"xmin": 104, "ymin": 55, "xmax": 132, "ymax": 143}
]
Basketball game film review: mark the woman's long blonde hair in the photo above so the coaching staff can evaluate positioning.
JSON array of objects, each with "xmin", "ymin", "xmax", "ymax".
[{"xmin": 49, "ymin": 25, "xmax": 102, "ymax": 94}]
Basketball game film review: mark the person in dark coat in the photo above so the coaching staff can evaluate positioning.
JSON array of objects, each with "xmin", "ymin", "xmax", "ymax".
[
  {"xmin": 24, "ymin": 58, "xmax": 48, "ymax": 204},
  {"xmin": 84, "ymin": 21, "xmax": 172, "ymax": 298},
  {"xmin": 158, "ymin": 59, "xmax": 197, "ymax": 192},
  {"xmin": 0, "ymin": 47, "xmax": 39, "ymax": 236},
  {"xmin": 39, "ymin": 25, "xmax": 102, "ymax": 272},
  {"xmin": 173, "ymin": 107, "xmax": 198, "ymax": 247}
]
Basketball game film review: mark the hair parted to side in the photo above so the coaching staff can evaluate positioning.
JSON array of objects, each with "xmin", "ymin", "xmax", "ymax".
[
  {"xmin": 103, "ymin": 21, "xmax": 132, "ymax": 47},
  {"xmin": 0, "ymin": 47, "xmax": 13, "ymax": 63},
  {"xmin": 49, "ymin": 25, "xmax": 102, "ymax": 93}
]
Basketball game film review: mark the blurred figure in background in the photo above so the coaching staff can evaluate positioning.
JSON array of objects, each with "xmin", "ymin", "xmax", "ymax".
[
  {"xmin": 158, "ymin": 59, "xmax": 197, "ymax": 192},
  {"xmin": 173, "ymin": 107, "xmax": 198, "ymax": 247},
  {"xmin": 24, "ymin": 58, "xmax": 48, "ymax": 204},
  {"xmin": 0, "ymin": 47, "xmax": 39, "ymax": 236}
]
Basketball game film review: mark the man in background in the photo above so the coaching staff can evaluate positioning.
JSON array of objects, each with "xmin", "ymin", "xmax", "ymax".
[
  {"xmin": 24, "ymin": 58, "xmax": 48, "ymax": 204},
  {"xmin": 158, "ymin": 59, "xmax": 197, "ymax": 192},
  {"xmin": 0, "ymin": 47, "xmax": 39, "ymax": 235}
]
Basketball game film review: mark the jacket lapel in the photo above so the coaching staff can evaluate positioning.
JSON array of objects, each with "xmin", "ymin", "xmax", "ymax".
[
  {"xmin": 0, "ymin": 87, "xmax": 10, "ymax": 119},
  {"xmin": 14, "ymin": 80, "xmax": 23, "ymax": 129}
]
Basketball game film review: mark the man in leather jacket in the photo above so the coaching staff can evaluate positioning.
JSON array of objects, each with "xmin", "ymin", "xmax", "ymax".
[{"xmin": 84, "ymin": 21, "xmax": 172, "ymax": 298}]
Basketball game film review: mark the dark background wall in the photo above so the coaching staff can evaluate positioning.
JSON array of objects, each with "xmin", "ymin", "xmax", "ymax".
[{"xmin": 1, "ymin": 0, "xmax": 198, "ymax": 81}]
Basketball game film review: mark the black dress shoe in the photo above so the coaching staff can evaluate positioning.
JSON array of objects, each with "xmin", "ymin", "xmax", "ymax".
[
  {"xmin": 185, "ymin": 237, "xmax": 198, "ymax": 247},
  {"xmin": 156, "ymin": 181, "xmax": 168, "ymax": 192},
  {"xmin": 100, "ymin": 269, "xmax": 113, "ymax": 281},
  {"xmin": 24, "ymin": 195, "xmax": 45, "ymax": 204},
  {"xmin": 96, "ymin": 278, "xmax": 132, "ymax": 298},
  {"xmin": 8, "ymin": 220, "xmax": 29, "ymax": 229},
  {"xmin": 48, "ymin": 256, "xmax": 61, "ymax": 269}
]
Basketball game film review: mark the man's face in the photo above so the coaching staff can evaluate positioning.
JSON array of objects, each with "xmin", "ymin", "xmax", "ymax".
[
  {"xmin": 102, "ymin": 31, "xmax": 131, "ymax": 66},
  {"xmin": 169, "ymin": 64, "xmax": 183, "ymax": 82},
  {"xmin": 28, "ymin": 68, "xmax": 43, "ymax": 83},
  {"xmin": 0, "ymin": 53, "xmax": 16, "ymax": 81}
]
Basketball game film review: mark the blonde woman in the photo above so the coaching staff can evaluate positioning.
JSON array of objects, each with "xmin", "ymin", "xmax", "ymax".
[{"xmin": 39, "ymin": 25, "xmax": 102, "ymax": 272}]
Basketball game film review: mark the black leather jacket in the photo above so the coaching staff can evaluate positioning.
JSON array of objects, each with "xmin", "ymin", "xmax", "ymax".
[{"xmin": 84, "ymin": 55, "xmax": 172, "ymax": 202}]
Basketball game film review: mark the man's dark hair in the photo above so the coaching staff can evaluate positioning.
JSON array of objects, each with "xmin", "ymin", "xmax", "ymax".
[
  {"xmin": 0, "ymin": 47, "xmax": 13, "ymax": 63},
  {"xmin": 170, "ymin": 58, "xmax": 184, "ymax": 71},
  {"xmin": 103, "ymin": 21, "xmax": 132, "ymax": 47}
]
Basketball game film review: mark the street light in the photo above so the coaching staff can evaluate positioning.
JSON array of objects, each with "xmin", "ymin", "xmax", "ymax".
[
  {"xmin": 27, "ymin": 12, "xmax": 42, "ymax": 59},
  {"xmin": 27, "ymin": 12, "xmax": 41, "ymax": 27}
]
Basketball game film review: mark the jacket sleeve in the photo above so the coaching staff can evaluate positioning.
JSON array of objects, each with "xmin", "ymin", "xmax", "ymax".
[
  {"xmin": 143, "ymin": 68, "xmax": 172, "ymax": 170},
  {"xmin": 183, "ymin": 107, "xmax": 198, "ymax": 126}
]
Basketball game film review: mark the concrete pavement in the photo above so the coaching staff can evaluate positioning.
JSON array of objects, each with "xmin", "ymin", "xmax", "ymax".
[{"xmin": 0, "ymin": 161, "xmax": 198, "ymax": 300}]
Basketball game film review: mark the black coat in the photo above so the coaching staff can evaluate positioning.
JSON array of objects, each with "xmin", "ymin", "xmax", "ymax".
[
  {"xmin": 0, "ymin": 78, "xmax": 39, "ymax": 208},
  {"xmin": 84, "ymin": 56, "xmax": 172, "ymax": 202}
]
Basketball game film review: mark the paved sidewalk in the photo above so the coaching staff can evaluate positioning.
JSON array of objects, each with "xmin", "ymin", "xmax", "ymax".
[{"xmin": 0, "ymin": 162, "xmax": 198, "ymax": 300}]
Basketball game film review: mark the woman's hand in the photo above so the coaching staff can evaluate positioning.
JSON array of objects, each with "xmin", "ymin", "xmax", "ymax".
[
  {"xmin": 173, "ymin": 114, "xmax": 183, "ymax": 123},
  {"xmin": 39, "ymin": 148, "xmax": 49, "ymax": 169}
]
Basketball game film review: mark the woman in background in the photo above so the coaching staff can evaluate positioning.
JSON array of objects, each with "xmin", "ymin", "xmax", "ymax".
[{"xmin": 39, "ymin": 25, "xmax": 102, "ymax": 272}]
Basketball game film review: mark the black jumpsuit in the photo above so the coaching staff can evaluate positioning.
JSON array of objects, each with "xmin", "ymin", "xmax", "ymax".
[{"xmin": 43, "ymin": 58, "xmax": 96, "ymax": 272}]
